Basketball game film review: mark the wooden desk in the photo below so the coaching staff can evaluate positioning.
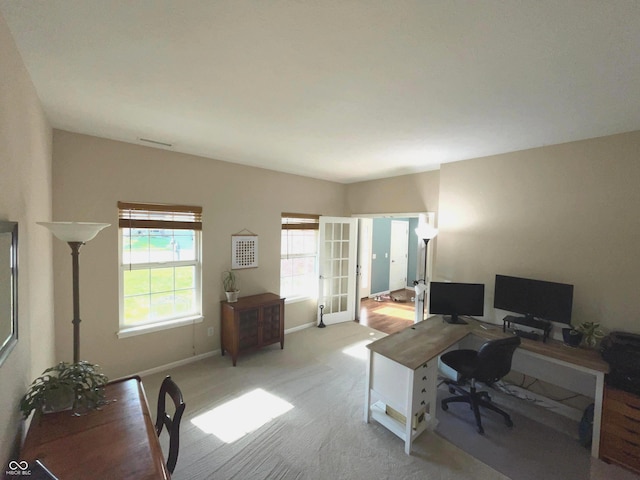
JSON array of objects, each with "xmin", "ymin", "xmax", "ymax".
[
  {"xmin": 21, "ymin": 376, "xmax": 170, "ymax": 480},
  {"xmin": 364, "ymin": 318, "xmax": 471, "ymax": 454},
  {"xmin": 364, "ymin": 316, "xmax": 608, "ymax": 457}
]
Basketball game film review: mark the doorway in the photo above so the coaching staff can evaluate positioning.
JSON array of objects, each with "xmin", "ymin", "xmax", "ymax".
[{"xmin": 354, "ymin": 212, "xmax": 435, "ymax": 325}]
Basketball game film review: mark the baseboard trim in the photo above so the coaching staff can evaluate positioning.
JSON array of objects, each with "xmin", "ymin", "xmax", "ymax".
[
  {"xmin": 285, "ymin": 322, "xmax": 315, "ymax": 334},
  {"xmin": 133, "ymin": 322, "xmax": 316, "ymax": 378},
  {"xmin": 135, "ymin": 350, "xmax": 217, "ymax": 378}
]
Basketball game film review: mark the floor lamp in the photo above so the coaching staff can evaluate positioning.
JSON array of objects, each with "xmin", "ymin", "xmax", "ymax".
[
  {"xmin": 38, "ymin": 222, "xmax": 110, "ymax": 363},
  {"xmin": 414, "ymin": 224, "xmax": 438, "ymax": 323}
]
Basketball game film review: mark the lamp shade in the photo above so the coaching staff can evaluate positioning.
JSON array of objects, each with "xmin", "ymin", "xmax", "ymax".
[
  {"xmin": 415, "ymin": 224, "xmax": 439, "ymax": 241},
  {"xmin": 37, "ymin": 222, "xmax": 110, "ymax": 242}
]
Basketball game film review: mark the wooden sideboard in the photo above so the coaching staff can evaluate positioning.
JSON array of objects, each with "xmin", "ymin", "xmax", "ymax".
[
  {"xmin": 221, "ymin": 293, "xmax": 285, "ymax": 366},
  {"xmin": 20, "ymin": 376, "xmax": 170, "ymax": 479},
  {"xmin": 600, "ymin": 386, "xmax": 640, "ymax": 474}
]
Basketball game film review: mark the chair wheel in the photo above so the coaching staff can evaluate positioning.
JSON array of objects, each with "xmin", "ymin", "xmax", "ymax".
[
  {"xmin": 477, "ymin": 426, "xmax": 485, "ymax": 434},
  {"xmin": 442, "ymin": 402, "xmax": 448, "ymax": 411},
  {"xmin": 506, "ymin": 418, "xmax": 514, "ymax": 428}
]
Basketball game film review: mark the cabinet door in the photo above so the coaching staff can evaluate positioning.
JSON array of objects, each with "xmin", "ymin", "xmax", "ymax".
[
  {"xmin": 261, "ymin": 303, "xmax": 282, "ymax": 345},
  {"xmin": 238, "ymin": 309, "xmax": 260, "ymax": 350}
]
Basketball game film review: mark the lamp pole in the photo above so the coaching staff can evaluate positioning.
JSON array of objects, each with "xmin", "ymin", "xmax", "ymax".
[
  {"xmin": 414, "ymin": 224, "xmax": 438, "ymax": 323},
  {"xmin": 421, "ymin": 238, "xmax": 430, "ymax": 322},
  {"xmin": 70, "ymin": 241, "xmax": 83, "ymax": 363}
]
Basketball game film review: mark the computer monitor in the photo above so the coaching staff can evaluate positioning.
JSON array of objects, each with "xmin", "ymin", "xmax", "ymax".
[
  {"xmin": 493, "ymin": 274, "xmax": 573, "ymax": 324},
  {"xmin": 429, "ymin": 282, "xmax": 485, "ymax": 324}
]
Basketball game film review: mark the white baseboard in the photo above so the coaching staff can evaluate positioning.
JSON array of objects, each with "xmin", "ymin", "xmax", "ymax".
[
  {"xmin": 285, "ymin": 322, "xmax": 315, "ymax": 334},
  {"xmin": 133, "ymin": 322, "xmax": 316, "ymax": 378},
  {"xmin": 135, "ymin": 350, "xmax": 217, "ymax": 378}
]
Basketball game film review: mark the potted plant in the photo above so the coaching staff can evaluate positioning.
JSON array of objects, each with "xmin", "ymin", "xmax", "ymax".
[
  {"xmin": 223, "ymin": 270, "xmax": 239, "ymax": 303},
  {"xmin": 20, "ymin": 361, "xmax": 109, "ymax": 418},
  {"xmin": 575, "ymin": 321, "xmax": 605, "ymax": 348}
]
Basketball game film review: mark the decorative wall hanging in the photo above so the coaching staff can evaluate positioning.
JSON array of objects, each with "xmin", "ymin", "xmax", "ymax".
[{"xmin": 232, "ymin": 230, "xmax": 258, "ymax": 269}]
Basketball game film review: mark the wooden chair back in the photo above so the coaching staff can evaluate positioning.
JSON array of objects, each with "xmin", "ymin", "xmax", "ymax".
[{"xmin": 155, "ymin": 375, "xmax": 186, "ymax": 473}]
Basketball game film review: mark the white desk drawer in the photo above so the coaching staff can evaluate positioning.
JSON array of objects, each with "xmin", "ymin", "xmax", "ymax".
[{"xmin": 412, "ymin": 361, "xmax": 438, "ymax": 411}]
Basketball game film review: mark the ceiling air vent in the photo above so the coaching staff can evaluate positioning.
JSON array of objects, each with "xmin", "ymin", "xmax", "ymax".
[{"xmin": 137, "ymin": 137, "xmax": 173, "ymax": 148}]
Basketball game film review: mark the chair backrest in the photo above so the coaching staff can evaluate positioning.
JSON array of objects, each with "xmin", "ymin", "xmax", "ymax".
[
  {"xmin": 155, "ymin": 375, "xmax": 186, "ymax": 474},
  {"xmin": 474, "ymin": 336, "xmax": 521, "ymax": 384}
]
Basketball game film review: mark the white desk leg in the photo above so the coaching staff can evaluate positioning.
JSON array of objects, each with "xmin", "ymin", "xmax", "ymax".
[
  {"xmin": 364, "ymin": 349, "xmax": 372, "ymax": 424},
  {"xmin": 404, "ymin": 369, "xmax": 415, "ymax": 455},
  {"xmin": 591, "ymin": 372, "xmax": 605, "ymax": 458}
]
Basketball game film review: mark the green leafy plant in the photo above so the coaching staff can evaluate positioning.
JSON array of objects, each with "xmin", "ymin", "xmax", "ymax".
[
  {"xmin": 222, "ymin": 270, "xmax": 238, "ymax": 292},
  {"xmin": 20, "ymin": 361, "xmax": 109, "ymax": 418},
  {"xmin": 574, "ymin": 321, "xmax": 605, "ymax": 348}
]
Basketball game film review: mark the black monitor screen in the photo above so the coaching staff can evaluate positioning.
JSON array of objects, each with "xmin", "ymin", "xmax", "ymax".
[
  {"xmin": 493, "ymin": 274, "xmax": 573, "ymax": 324},
  {"xmin": 429, "ymin": 282, "xmax": 485, "ymax": 324}
]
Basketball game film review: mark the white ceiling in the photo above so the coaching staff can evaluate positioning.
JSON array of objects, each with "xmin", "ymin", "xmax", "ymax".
[{"xmin": 2, "ymin": 1, "xmax": 640, "ymax": 183}]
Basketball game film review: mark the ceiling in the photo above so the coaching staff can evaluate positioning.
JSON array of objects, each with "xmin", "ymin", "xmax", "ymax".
[{"xmin": 2, "ymin": 1, "xmax": 639, "ymax": 184}]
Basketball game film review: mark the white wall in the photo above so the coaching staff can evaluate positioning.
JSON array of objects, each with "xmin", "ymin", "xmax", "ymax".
[
  {"xmin": 437, "ymin": 131, "xmax": 640, "ymax": 333},
  {"xmin": 52, "ymin": 130, "xmax": 347, "ymax": 378},
  {"xmin": 347, "ymin": 131, "xmax": 640, "ymax": 335},
  {"xmin": 0, "ymin": 12, "xmax": 54, "ymax": 465}
]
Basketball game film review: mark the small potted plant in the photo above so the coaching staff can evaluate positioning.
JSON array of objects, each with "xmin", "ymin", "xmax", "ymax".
[
  {"xmin": 20, "ymin": 361, "xmax": 109, "ymax": 418},
  {"xmin": 223, "ymin": 270, "xmax": 239, "ymax": 303},
  {"xmin": 575, "ymin": 321, "xmax": 605, "ymax": 349}
]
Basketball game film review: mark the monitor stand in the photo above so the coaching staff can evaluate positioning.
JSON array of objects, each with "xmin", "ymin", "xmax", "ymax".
[{"xmin": 443, "ymin": 315, "xmax": 467, "ymax": 325}]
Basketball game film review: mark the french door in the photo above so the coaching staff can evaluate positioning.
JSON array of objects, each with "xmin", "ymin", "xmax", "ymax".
[{"xmin": 318, "ymin": 217, "xmax": 358, "ymax": 325}]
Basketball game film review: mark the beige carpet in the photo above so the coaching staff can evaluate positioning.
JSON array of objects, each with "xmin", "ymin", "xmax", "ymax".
[
  {"xmin": 141, "ymin": 322, "xmax": 637, "ymax": 480},
  {"xmin": 142, "ymin": 322, "xmax": 508, "ymax": 480}
]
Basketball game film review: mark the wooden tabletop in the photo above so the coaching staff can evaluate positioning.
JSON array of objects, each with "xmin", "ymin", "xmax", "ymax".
[
  {"xmin": 21, "ymin": 376, "xmax": 170, "ymax": 480},
  {"xmin": 367, "ymin": 315, "xmax": 609, "ymax": 373},
  {"xmin": 221, "ymin": 292, "xmax": 283, "ymax": 308},
  {"xmin": 470, "ymin": 320, "xmax": 609, "ymax": 373},
  {"xmin": 366, "ymin": 316, "xmax": 472, "ymax": 370}
]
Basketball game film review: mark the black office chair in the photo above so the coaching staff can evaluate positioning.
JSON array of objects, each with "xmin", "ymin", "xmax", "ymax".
[
  {"xmin": 438, "ymin": 336, "xmax": 521, "ymax": 434},
  {"xmin": 155, "ymin": 375, "xmax": 186, "ymax": 473}
]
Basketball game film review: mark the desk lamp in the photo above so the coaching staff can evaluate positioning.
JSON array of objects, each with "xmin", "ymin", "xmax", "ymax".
[
  {"xmin": 38, "ymin": 222, "xmax": 110, "ymax": 363},
  {"xmin": 414, "ymin": 224, "xmax": 438, "ymax": 322}
]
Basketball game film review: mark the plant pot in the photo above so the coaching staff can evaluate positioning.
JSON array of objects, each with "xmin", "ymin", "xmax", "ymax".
[
  {"xmin": 42, "ymin": 386, "xmax": 75, "ymax": 414},
  {"xmin": 562, "ymin": 328, "xmax": 583, "ymax": 348},
  {"xmin": 225, "ymin": 290, "xmax": 239, "ymax": 303}
]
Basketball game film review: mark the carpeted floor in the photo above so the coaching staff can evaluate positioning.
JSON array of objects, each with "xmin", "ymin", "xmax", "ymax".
[
  {"xmin": 435, "ymin": 384, "xmax": 592, "ymax": 480},
  {"xmin": 141, "ymin": 322, "xmax": 636, "ymax": 480}
]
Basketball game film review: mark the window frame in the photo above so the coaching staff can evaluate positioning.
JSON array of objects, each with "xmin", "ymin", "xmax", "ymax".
[
  {"xmin": 117, "ymin": 202, "xmax": 203, "ymax": 338},
  {"xmin": 280, "ymin": 213, "xmax": 320, "ymax": 303}
]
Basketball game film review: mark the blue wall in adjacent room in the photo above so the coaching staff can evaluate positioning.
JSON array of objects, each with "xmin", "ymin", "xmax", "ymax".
[
  {"xmin": 370, "ymin": 218, "xmax": 415, "ymax": 295},
  {"xmin": 371, "ymin": 218, "xmax": 391, "ymax": 294}
]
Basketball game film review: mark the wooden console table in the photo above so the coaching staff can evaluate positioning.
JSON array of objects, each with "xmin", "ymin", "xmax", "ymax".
[
  {"xmin": 221, "ymin": 293, "xmax": 285, "ymax": 366},
  {"xmin": 20, "ymin": 376, "xmax": 170, "ymax": 480}
]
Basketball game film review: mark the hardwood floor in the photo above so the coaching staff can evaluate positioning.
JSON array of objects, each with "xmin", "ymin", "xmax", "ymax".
[{"xmin": 357, "ymin": 289, "xmax": 416, "ymax": 334}]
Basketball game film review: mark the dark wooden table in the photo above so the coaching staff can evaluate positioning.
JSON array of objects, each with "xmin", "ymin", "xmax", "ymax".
[{"xmin": 20, "ymin": 376, "xmax": 170, "ymax": 479}]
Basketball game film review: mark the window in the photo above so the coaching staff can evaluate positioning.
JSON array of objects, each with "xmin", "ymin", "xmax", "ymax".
[
  {"xmin": 118, "ymin": 202, "xmax": 202, "ymax": 337},
  {"xmin": 281, "ymin": 213, "xmax": 319, "ymax": 300}
]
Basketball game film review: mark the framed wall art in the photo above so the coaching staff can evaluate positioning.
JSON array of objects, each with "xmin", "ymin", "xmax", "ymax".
[{"xmin": 231, "ymin": 231, "xmax": 258, "ymax": 269}]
